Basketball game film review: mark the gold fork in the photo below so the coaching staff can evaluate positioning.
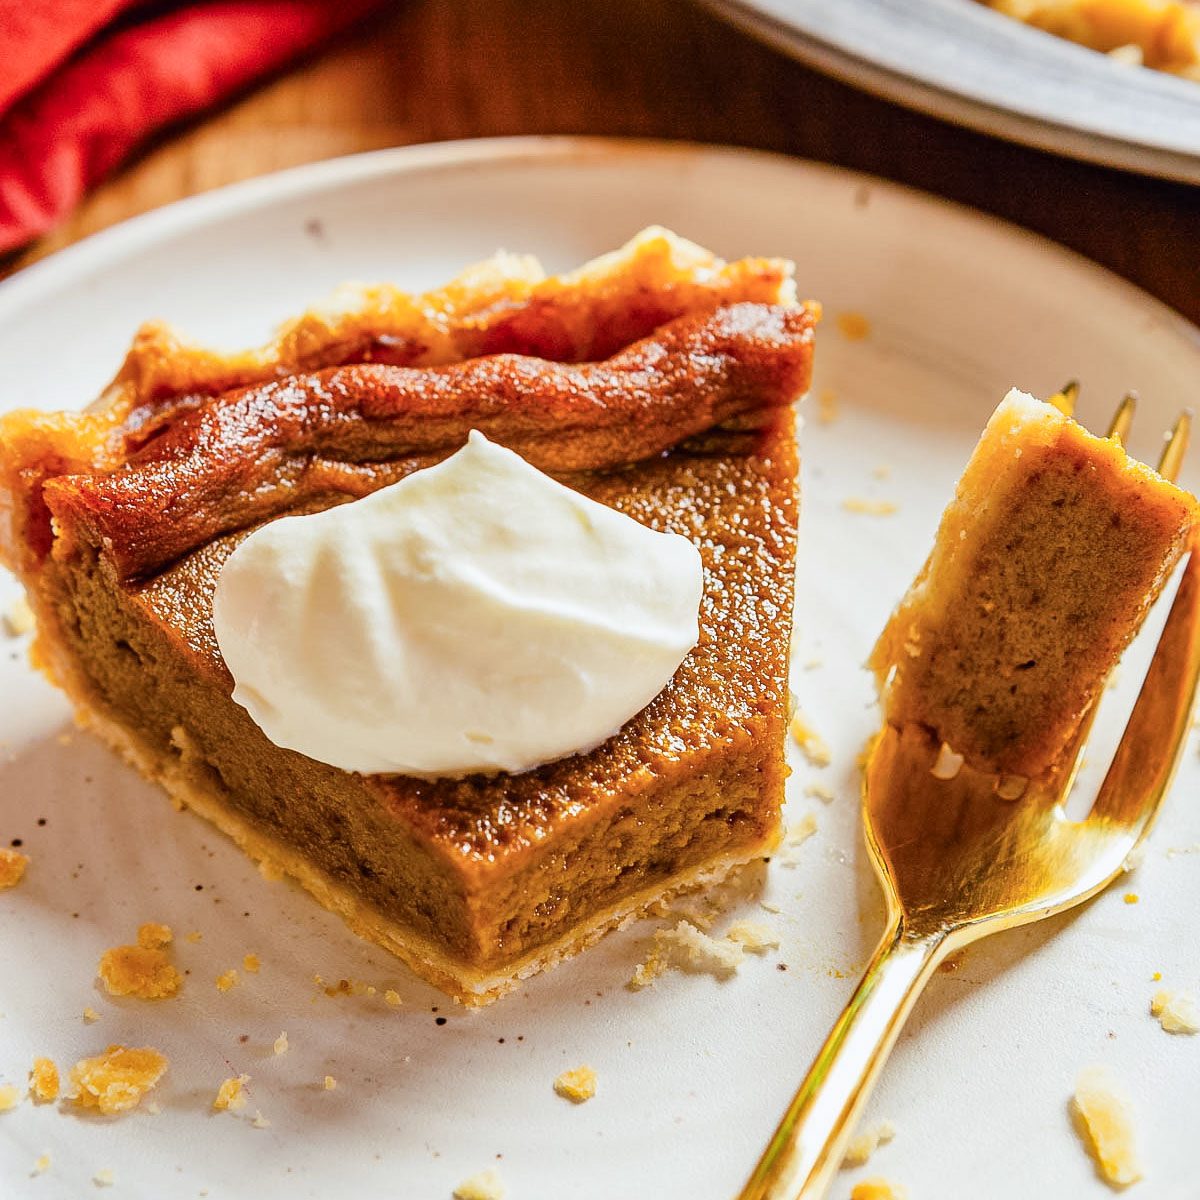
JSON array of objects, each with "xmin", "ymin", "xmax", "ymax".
[{"xmin": 738, "ymin": 393, "xmax": 1200, "ymax": 1200}]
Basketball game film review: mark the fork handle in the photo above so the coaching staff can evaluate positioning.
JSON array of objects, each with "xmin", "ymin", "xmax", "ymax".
[{"xmin": 737, "ymin": 921, "xmax": 949, "ymax": 1200}]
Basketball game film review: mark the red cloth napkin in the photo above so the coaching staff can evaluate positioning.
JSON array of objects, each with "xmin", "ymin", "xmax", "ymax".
[{"xmin": 0, "ymin": 1, "xmax": 380, "ymax": 254}]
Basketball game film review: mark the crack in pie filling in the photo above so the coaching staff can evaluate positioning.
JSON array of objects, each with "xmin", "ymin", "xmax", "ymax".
[{"xmin": 0, "ymin": 228, "xmax": 816, "ymax": 1005}]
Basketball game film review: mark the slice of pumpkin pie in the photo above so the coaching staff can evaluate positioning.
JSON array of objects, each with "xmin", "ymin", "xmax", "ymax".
[{"xmin": 0, "ymin": 229, "xmax": 815, "ymax": 1004}]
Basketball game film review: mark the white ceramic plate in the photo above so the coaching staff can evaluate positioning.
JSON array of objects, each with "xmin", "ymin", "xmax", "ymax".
[
  {"xmin": 700, "ymin": 0, "xmax": 1200, "ymax": 183},
  {"xmin": 1, "ymin": 138, "xmax": 1198, "ymax": 1200}
]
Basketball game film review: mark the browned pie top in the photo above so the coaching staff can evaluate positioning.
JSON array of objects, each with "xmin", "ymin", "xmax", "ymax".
[{"xmin": 44, "ymin": 303, "xmax": 815, "ymax": 580}]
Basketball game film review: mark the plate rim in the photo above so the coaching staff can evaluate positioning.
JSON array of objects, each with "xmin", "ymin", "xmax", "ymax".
[
  {"xmin": 2, "ymin": 135, "xmax": 1199, "ymax": 360},
  {"xmin": 699, "ymin": 0, "xmax": 1200, "ymax": 184}
]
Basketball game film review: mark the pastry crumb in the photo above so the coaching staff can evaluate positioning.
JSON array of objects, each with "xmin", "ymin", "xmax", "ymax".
[
  {"xmin": 251, "ymin": 1109, "xmax": 270, "ymax": 1129},
  {"xmin": 213, "ymin": 1074, "xmax": 249, "ymax": 1112},
  {"xmin": 273, "ymin": 1031, "xmax": 289, "ymax": 1056},
  {"xmin": 185, "ymin": 930, "xmax": 203, "ymax": 943},
  {"xmin": 1150, "ymin": 989, "xmax": 1199, "ymax": 1035},
  {"xmin": 850, "ymin": 1179, "xmax": 905, "ymax": 1200},
  {"xmin": 842, "ymin": 1119, "xmax": 897, "ymax": 1168},
  {"xmin": 215, "ymin": 968, "xmax": 239, "ymax": 992},
  {"xmin": 1072, "ymin": 1066, "xmax": 1143, "ymax": 1188},
  {"xmin": 658, "ymin": 920, "xmax": 743, "ymax": 978},
  {"xmin": 323, "ymin": 1074, "xmax": 337, "ymax": 1091},
  {"xmin": 2, "ymin": 593, "xmax": 34, "ymax": 637},
  {"xmin": 804, "ymin": 781, "xmax": 835, "ymax": 803},
  {"xmin": 82, "ymin": 1006, "xmax": 101, "ymax": 1023},
  {"xmin": 33, "ymin": 1153, "xmax": 50, "ymax": 1174},
  {"xmin": 136, "ymin": 922, "xmax": 172, "ymax": 949},
  {"xmin": 553, "ymin": 1065, "xmax": 597, "ymax": 1103},
  {"xmin": 29, "ymin": 1058, "xmax": 59, "ymax": 1102},
  {"xmin": 93, "ymin": 1168, "xmax": 115, "ymax": 1187},
  {"xmin": 779, "ymin": 813, "xmax": 818, "ymax": 865},
  {"xmin": 1123, "ymin": 893, "xmax": 1139, "ymax": 905},
  {"xmin": 836, "ymin": 311, "xmax": 871, "ymax": 341},
  {"xmin": 98, "ymin": 931, "xmax": 182, "ymax": 1000},
  {"xmin": 843, "ymin": 497, "xmax": 898, "ymax": 517},
  {"xmin": 789, "ymin": 712, "xmax": 831, "ymax": 767},
  {"xmin": 243, "ymin": 953, "xmax": 261, "ymax": 973},
  {"xmin": 0, "ymin": 1083, "xmax": 19, "ymax": 1111},
  {"xmin": 453, "ymin": 1166, "xmax": 507, "ymax": 1200},
  {"xmin": 726, "ymin": 920, "xmax": 780, "ymax": 953},
  {"xmin": 0, "ymin": 846, "xmax": 29, "ymax": 889},
  {"xmin": 384, "ymin": 989, "xmax": 402, "ymax": 1008},
  {"xmin": 69, "ymin": 1046, "xmax": 167, "ymax": 1115}
]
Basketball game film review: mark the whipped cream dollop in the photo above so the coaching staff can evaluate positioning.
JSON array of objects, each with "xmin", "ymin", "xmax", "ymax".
[{"xmin": 212, "ymin": 431, "xmax": 704, "ymax": 778}]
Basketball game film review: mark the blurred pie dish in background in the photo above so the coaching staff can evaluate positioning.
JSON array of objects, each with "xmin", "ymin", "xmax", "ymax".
[{"xmin": 984, "ymin": 0, "xmax": 1200, "ymax": 77}]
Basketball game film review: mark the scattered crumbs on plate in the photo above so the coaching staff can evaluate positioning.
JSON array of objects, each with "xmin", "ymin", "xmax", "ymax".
[
  {"xmin": 835, "ymin": 311, "xmax": 871, "ymax": 341},
  {"xmin": 215, "ymin": 968, "xmax": 239, "ymax": 993},
  {"xmin": 553, "ymin": 1065, "xmax": 597, "ymax": 1103},
  {"xmin": 1123, "ymin": 893, "xmax": 1139, "ymax": 905},
  {"xmin": 1166, "ymin": 843, "xmax": 1200, "ymax": 858},
  {"xmin": 850, "ymin": 1179, "xmax": 906, "ymax": 1200},
  {"xmin": 816, "ymin": 388, "xmax": 839, "ymax": 425},
  {"xmin": 842, "ymin": 497, "xmax": 898, "ymax": 517},
  {"xmin": 185, "ymin": 930, "xmax": 203, "ymax": 943},
  {"xmin": 323, "ymin": 1075, "xmax": 337, "ymax": 1091},
  {"xmin": 650, "ymin": 921, "xmax": 743, "ymax": 982},
  {"xmin": 384, "ymin": 989, "xmax": 402, "ymax": 1008},
  {"xmin": 759, "ymin": 899, "xmax": 783, "ymax": 914},
  {"xmin": 871, "ymin": 464, "xmax": 892, "ymax": 479},
  {"xmin": 1152, "ymin": 971, "xmax": 1162, "ymax": 982},
  {"xmin": 251, "ymin": 1110, "xmax": 271, "ymax": 1129},
  {"xmin": 0, "ymin": 1083, "xmax": 19, "ymax": 1111},
  {"xmin": 243, "ymin": 953, "xmax": 261, "ymax": 973},
  {"xmin": 136, "ymin": 922, "xmax": 172, "ymax": 949},
  {"xmin": 789, "ymin": 712, "xmax": 831, "ymax": 767},
  {"xmin": 273, "ymin": 1031, "xmax": 289, "ymax": 1056},
  {"xmin": 1071, "ymin": 1066, "xmax": 1143, "ymax": 1188},
  {"xmin": 32, "ymin": 1153, "xmax": 50, "ymax": 1175},
  {"xmin": 1150, "ymin": 989, "xmax": 1200, "ymax": 1035},
  {"xmin": 842, "ymin": 1119, "xmax": 897, "ymax": 1168},
  {"xmin": 804, "ymin": 781, "xmax": 835, "ymax": 804},
  {"xmin": 0, "ymin": 847, "xmax": 29, "ymax": 889},
  {"xmin": 29, "ymin": 1057, "xmax": 59, "ymax": 1102},
  {"xmin": 145, "ymin": 1100, "xmax": 160, "ymax": 1115},
  {"xmin": 82, "ymin": 1007, "xmax": 101, "ymax": 1023},
  {"xmin": 93, "ymin": 1168, "xmax": 115, "ymax": 1188},
  {"xmin": 70, "ymin": 1047, "xmax": 167, "ymax": 1115},
  {"xmin": 726, "ymin": 920, "xmax": 780, "ymax": 953},
  {"xmin": 213, "ymin": 1074, "xmax": 249, "ymax": 1112},
  {"xmin": 98, "ymin": 930, "xmax": 182, "ymax": 1000},
  {"xmin": 2, "ymin": 593, "xmax": 34, "ymax": 637},
  {"xmin": 778, "ymin": 813, "xmax": 818, "ymax": 866},
  {"xmin": 453, "ymin": 1166, "xmax": 507, "ymax": 1200}
]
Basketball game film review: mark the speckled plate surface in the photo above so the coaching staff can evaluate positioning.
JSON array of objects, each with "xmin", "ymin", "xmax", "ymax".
[
  {"xmin": 1, "ymin": 138, "xmax": 1198, "ymax": 1200},
  {"xmin": 700, "ymin": 0, "xmax": 1200, "ymax": 182}
]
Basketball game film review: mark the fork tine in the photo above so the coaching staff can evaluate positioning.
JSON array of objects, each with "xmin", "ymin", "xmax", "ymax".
[
  {"xmin": 1158, "ymin": 410, "xmax": 1192, "ymax": 482},
  {"xmin": 1048, "ymin": 380, "xmax": 1079, "ymax": 417},
  {"xmin": 1087, "ymin": 552, "xmax": 1200, "ymax": 830},
  {"xmin": 1107, "ymin": 393, "xmax": 1137, "ymax": 444}
]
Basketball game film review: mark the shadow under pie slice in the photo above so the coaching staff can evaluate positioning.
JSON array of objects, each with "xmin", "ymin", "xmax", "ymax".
[{"xmin": 0, "ymin": 230, "xmax": 815, "ymax": 1004}]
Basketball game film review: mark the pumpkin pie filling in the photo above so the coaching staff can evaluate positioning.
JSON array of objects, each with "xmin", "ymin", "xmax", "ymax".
[{"xmin": 0, "ymin": 230, "xmax": 814, "ymax": 1004}]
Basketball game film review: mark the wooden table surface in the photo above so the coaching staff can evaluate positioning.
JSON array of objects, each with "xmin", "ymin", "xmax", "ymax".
[{"xmin": 5, "ymin": 0, "xmax": 1200, "ymax": 328}]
